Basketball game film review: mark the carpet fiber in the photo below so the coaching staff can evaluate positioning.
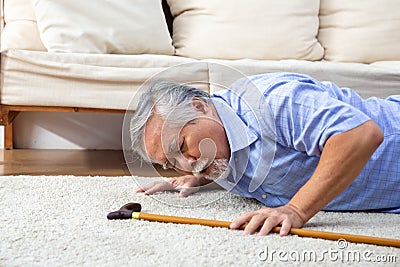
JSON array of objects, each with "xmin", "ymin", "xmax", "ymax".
[{"xmin": 0, "ymin": 176, "xmax": 399, "ymax": 266}]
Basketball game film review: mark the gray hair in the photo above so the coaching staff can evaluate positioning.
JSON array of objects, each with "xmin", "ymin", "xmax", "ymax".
[{"xmin": 130, "ymin": 80, "xmax": 211, "ymax": 162}]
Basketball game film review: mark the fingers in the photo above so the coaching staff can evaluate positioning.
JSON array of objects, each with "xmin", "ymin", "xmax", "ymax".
[
  {"xmin": 169, "ymin": 177, "xmax": 183, "ymax": 187},
  {"xmin": 134, "ymin": 176, "xmax": 200, "ymax": 197},
  {"xmin": 170, "ymin": 176, "xmax": 200, "ymax": 197},
  {"xmin": 246, "ymin": 213, "xmax": 270, "ymax": 235},
  {"xmin": 135, "ymin": 181, "xmax": 175, "ymax": 195},
  {"xmin": 279, "ymin": 220, "xmax": 292, "ymax": 236},
  {"xmin": 178, "ymin": 187, "xmax": 199, "ymax": 198},
  {"xmin": 230, "ymin": 212, "xmax": 254, "ymax": 230},
  {"xmin": 257, "ymin": 216, "xmax": 282, "ymax": 236},
  {"xmin": 230, "ymin": 207, "xmax": 302, "ymax": 236},
  {"xmin": 240, "ymin": 212, "xmax": 283, "ymax": 236}
]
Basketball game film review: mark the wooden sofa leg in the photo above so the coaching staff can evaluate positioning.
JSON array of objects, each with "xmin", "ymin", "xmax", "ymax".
[
  {"xmin": 1, "ymin": 106, "xmax": 19, "ymax": 150},
  {"xmin": 4, "ymin": 123, "xmax": 14, "ymax": 149}
]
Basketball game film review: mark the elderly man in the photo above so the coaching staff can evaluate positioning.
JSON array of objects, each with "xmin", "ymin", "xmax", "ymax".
[{"xmin": 130, "ymin": 72, "xmax": 400, "ymax": 236}]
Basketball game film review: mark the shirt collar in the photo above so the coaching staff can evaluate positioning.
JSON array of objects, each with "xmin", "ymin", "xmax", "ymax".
[{"xmin": 211, "ymin": 97, "xmax": 258, "ymax": 153}]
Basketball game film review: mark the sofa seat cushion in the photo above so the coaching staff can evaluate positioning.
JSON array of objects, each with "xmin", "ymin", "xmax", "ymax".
[
  {"xmin": 0, "ymin": 50, "xmax": 209, "ymax": 110},
  {"xmin": 167, "ymin": 0, "xmax": 323, "ymax": 60},
  {"xmin": 371, "ymin": 61, "xmax": 400, "ymax": 72},
  {"xmin": 205, "ymin": 59, "xmax": 400, "ymax": 99}
]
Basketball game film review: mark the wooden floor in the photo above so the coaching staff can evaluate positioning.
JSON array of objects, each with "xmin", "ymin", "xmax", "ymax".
[{"xmin": 0, "ymin": 149, "xmax": 178, "ymax": 177}]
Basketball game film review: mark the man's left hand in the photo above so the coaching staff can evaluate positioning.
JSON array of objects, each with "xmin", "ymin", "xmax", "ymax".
[{"xmin": 229, "ymin": 204, "xmax": 306, "ymax": 236}]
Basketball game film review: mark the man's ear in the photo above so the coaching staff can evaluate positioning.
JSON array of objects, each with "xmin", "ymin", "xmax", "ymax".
[{"xmin": 191, "ymin": 97, "xmax": 210, "ymax": 114}]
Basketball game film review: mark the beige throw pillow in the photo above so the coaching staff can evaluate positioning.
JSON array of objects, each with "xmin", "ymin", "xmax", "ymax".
[
  {"xmin": 319, "ymin": 0, "xmax": 400, "ymax": 63},
  {"xmin": 166, "ymin": 0, "xmax": 323, "ymax": 60},
  {"xmin": 30, "ymin": 0, "xmax": 174, "ymax": 55},
  {"xmin": 1, "ymin": 0, "xmax": 46, "ymax": 51}
]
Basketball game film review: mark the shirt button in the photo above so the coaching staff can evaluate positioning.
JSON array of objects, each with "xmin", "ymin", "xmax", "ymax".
[{"xmin": 261, "ymin": 194, "xmax": 267, "ymax": 199}]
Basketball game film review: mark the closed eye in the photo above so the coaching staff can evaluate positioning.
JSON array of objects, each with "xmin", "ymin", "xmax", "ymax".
[{"xmin": 179, "ymin": 138, "xmax": 186, "ymax": 154}]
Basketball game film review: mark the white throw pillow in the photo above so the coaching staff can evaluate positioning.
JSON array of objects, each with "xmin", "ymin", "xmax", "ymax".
[
  {"xmin": 30, "ymin": 0, "xmax": 174, "ymax": 55},
  {"xmin": 166, "ymin": 0, "xmax": 323, "ymax": 60},
  {"xmin": 319, "ymin": 0, "xmax": 400, "ymax": 63},
  {"xmin": 1, "ymin": 0, "xmax": 46, "ymax": 51}
]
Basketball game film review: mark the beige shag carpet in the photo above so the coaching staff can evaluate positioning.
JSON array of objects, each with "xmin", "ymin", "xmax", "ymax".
[{"xmin": 0, "ymin": 175, "xmax": 399, "ymax": 266}]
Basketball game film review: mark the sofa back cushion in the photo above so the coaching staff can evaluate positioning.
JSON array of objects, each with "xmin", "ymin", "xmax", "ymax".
[
  {"xmin": 1, "ymin": 0, "xmax": 46, "ymax": 51},
  {"xmin": 167, "ymin": 0, "xmax": 323, "ymax": 60},
  {"xmin": 30, "ymin": 0, "xmax": 174, "ymax": 55},
  {"xmin": 319, "ymin": 0, "xmax": 400, "ymax": 63}
]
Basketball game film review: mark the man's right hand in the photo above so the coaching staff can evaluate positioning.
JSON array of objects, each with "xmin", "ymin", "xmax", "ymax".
[{"xmin": 135, "ymin": 175, "xmax": 214, "ymax": 198}]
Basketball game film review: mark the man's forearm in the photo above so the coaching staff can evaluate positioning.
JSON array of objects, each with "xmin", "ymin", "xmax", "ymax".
[{"xmin": 288, "ymin": 120, "xmax": 383, "ymax": 223}]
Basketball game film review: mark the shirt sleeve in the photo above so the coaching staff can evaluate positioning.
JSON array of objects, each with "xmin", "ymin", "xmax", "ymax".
[{"xmin": 264, "ymin": 78, "xmax": 371, "ymax": 157}]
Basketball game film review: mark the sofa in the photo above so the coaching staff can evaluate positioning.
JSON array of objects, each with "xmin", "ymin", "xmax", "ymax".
[{"xmin": 1, "ymin": 0, "xmax": 400, "ymax": 149}]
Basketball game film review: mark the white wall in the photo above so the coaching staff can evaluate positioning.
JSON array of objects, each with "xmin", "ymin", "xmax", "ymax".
[{"xmin": 9, "ymin": 112, "xmax": 124, "ymax": 149}]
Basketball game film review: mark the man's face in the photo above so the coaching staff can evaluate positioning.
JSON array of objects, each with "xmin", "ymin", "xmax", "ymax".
[{"xmin": 143, "ymin": 99, "xmax": 231, "ymax": 179}]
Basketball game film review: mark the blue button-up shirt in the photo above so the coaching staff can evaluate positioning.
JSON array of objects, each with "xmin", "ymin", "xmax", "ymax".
[{"xmin": 212, "ymin": 73, "xmax": 400, "ymax": 212}]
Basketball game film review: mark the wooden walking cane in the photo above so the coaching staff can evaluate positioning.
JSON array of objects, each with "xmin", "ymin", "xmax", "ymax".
[
  {"xmin": 131, "ymin": 212, "xmax": 400, "ymax": 248},
  {"xmin": 107, "ymin": 203, "xmax": 400, "ymax": 248}
]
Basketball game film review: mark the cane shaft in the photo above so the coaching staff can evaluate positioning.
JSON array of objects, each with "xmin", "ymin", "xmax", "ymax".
[
  {"xmin": 133, "ymin": 212, "xmax": 250, "ymax": 230},
  {"xmin": 288, "ymin": 228, "xmax": 400, "ymax": 247},
  {"xmin": 132, "ymin": 212, "xmax": 400, "ymax": 248}
]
